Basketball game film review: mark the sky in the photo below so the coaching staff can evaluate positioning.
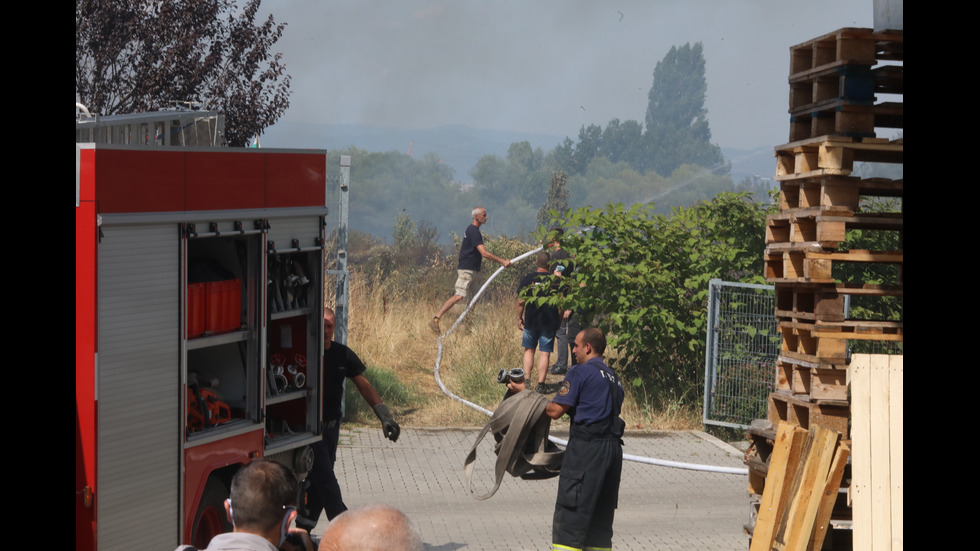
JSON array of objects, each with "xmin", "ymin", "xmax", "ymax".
[{"xmin": 261, "ymin": 0, "xmax": 876, "ymax": 150}]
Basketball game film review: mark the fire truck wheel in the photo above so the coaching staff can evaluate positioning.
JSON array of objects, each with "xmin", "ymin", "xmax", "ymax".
[{"xmin": 192, "ymin": 477, "xmax": 231, "ymax": 548}]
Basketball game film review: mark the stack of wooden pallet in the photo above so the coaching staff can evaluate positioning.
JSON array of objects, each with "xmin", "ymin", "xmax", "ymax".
[
  {"xmin": 787, "ymin": 27, "xmax": 903, "ymax": 142},
  {"xmin": 746, "ymin": 27, "xmax": 903, "ymax": 551}
]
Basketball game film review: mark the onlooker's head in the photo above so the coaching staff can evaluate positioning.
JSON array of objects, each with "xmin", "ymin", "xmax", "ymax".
[
  {"xmin": 547, "ymin": 226, "xmax": 564, "ymax": 245},
  {"xmin": 318, "ymin": 504, "xmax": 422, "ymax": 551},
  {"xmin": 536, "ymin": 251, "xmax": 551, "ymax": 269},
  {"xmin": 228, "ymin": 459, "xmax": 298, "ymax": 533},
  {"xmin": 472, "ymin": 206, "xmax": 488, "ymax": 225}
]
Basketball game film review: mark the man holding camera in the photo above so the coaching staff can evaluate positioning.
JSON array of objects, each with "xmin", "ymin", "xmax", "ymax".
[
  {"xmin": 178, "ymin": 459, "xmax": 314, "ymax": 551},
  {"xmin": 507, "ymin": 328, "xmax": 624, "ymax": 551}
]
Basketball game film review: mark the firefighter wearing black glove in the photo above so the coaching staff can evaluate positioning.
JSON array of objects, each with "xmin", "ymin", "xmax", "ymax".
[
  {"xmin": 372, "ymin": 403, "xmax": 400, "ymax": 442},
  {"xmin": 297, "ymin": 308, "xmax": 401, "ymax": 533}
]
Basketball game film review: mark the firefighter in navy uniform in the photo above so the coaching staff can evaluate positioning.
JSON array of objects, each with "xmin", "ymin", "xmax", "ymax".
[
  {"xmin": 508, "ymin": 327, "xmax": 624, "ymax": 551},
  {"xmin": 297, "ymin": 307, "xmax": 400, "ymax": 532}
]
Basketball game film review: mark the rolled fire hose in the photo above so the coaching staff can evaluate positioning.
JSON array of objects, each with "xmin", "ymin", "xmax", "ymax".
[{"xmin": 432, "ymin": 246, "xmax": 748, "ymax": 476}]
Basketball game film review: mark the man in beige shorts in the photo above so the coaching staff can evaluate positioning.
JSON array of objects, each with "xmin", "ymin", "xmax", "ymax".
[{"xmin": 429, "ymin": 207, "xmax": 512, "ymax": 333}]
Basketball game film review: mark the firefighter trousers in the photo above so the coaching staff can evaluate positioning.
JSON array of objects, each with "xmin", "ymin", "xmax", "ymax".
[
  {"xmin": 552, "ymin": 421, "xmax": 622, "ymax": 550},
  {"xmin": 299, "ymin": 421, "xmax": 348, "ymax": 529}
]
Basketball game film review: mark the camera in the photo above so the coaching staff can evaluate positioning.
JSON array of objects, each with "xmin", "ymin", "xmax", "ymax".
[{"xmin": 496, "ymin": 367, "xmax": 526, "ymax": 385}]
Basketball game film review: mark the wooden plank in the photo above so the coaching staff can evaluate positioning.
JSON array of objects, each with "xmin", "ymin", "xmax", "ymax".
[
  {"xmin": 813, "ymin": 290, "xmax": 845, "ymax": 322},
  {"xmin": 870, "ymin": 355, "xmax": 892, "ymax": 551},
  {"xmin": 750, "ymin": 423, "xmax": 807, "ymax": 551},
  {"xmin": 808, "ymin": 368, "xmax": 848, "ymax": 401},
  {"xmin": 813, "ymin": 321, "xmax": 903, "ymax": 342},
  {"xmin": 779, "ymin": 322, "xmax": 849, "ymax": 363},
  {"xmin": 850, "ymin": 355, "xmax": 873, "ymax": 551},
  {"xmin": 805, "ymin": 254, "xmax": 833, "ymax": 280},
  {"xmin": 819, "ymin": 180, "xmax": 861, "ymax": 209},
  {"xmin": 835, "ymin": 283, "xmax": 904, "ymax": 297},
  {"xmin": 778, "ymin": 353, "xmax": 849, "ymax": 371},
  {"xmin": 777, "ymin": 361, "xmax": 793, "ymax": 392},
  {"xmin": 889, "ymin": 356, "xmax": 903, "ymax": 551},
  {"xmin": 809, "ymin": 442, "xmax": 849, "ymax": 551},
  {"xmin": 807, "ymin": 249, "xmax": 903, "ymax": 263},
  {"xmin": 778, "ymin": 426, "xmax": 840, "ymax": 551}
]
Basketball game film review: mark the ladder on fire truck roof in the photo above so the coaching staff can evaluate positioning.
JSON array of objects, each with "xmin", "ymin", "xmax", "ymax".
[{"xmin": 75, "ymin": 102, "xmax": 225, "ymax": 147}]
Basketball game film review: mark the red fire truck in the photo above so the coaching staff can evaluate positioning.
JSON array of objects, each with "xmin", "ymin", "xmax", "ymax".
[{"xmin": 76, "ymin": 109, "xmax": 329, "ymax": 550}]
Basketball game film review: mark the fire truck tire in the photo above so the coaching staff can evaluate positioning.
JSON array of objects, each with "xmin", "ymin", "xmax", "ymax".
[{"xmin": 192, "ymin": 477, "xmax": 231, "ymax": 548}]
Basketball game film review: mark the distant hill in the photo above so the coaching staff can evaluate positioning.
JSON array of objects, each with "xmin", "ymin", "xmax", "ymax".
[
  {"xmin": 260, "ymin": 121, "xmax": 566, "ymax": 184},
  {"xmin": 261, "ymin": 121, "xmax": 777, "ymax": 189}
]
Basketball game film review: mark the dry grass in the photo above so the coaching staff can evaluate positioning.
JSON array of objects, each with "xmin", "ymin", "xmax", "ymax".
[{"xmin": 337, "ymin": 269, "xmax": 703, "ymax": 431}]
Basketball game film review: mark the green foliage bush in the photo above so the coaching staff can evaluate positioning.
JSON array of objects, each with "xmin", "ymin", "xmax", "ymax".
[{"xmin": 534, "ymin": 191, "xmax": 775, "ymax": 405}]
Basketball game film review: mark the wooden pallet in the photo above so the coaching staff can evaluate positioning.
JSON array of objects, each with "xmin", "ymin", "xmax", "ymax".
[
  {"xmin": 789, "ymin": 101, "xmax": 904, "ymax": 142},
  {"xmin": 774, "ymin": 282, "xmax": 903, "ymax": 323},
  {"xmin": 767, "ymin": 210, "xmax": 903, "ymax": 249},
  {"xmin": 780, "ymin": 317, "xmax": 903, "ymax": 362},
  {"xmin": 776, "ymin": 358, "xmax": 848, "ymax": 401},
  {"xmin": 778, "ymin": 177, "xmax": 903, "ymax": 212},
  {"xmin": 765, "ymin": 247, "xmax": 903, "ymax": 283},
  {"xmin": 775, "ymin": 136, "xmax": 903, "ymax": 180},
  {"xmin": 780, "ymin": 319, "xmax": 848, "ymax": 364},
  {"xmin": 789, "ymin": 27, "xmax": 904, "ymax": 77},
  {"xmin": 769, "ymin": 393, "xmax": 849, "ymax": 440},
  {"xmin": 790, "ymin": 65, "xmax": 875, "ymax": 108}
]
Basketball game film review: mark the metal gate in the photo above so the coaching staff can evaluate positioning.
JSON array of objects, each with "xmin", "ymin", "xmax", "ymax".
[{"xmin": 702, "ymin": 279, "xmax": 779, "ymax": 429}]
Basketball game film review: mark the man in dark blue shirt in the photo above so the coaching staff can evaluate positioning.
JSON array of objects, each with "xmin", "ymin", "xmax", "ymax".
[
  {"xmin": 507, "ymin": 327, "xmax": 625, "ymax": 551},
  {"xmin": 430, "ymin": 207, "xmax": 512, "ymax": 333}
]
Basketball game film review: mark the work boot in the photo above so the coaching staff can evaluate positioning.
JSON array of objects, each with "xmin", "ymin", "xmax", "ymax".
[
  {"xmin": 520, "ymin": 467, "xmax": 560, "ymax": 480},
  {"xmin": 548, "ymin": 365, "xmax": 567, "ymax": 375},
  {"xmin": 428, "ymin": 316, "xmax": 441, "ymax": 334}
]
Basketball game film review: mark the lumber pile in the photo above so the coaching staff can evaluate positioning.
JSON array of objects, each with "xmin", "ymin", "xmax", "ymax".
[
  {"xmin": 745, "ymin": 27, "xmax": 903, "ymax": 551},
  {"xmin": 748, "ymin": 423, "xmax": 849, "ymax": 551}
]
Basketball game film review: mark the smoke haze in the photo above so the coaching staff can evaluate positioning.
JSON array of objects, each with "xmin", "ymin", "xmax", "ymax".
[{"xmin": 262, "ymin": 0, "xmax": 873, "ymax": 150}]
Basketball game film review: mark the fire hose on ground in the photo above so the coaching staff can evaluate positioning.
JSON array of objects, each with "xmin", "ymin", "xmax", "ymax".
[{"xmin": 432, "ymin": 246, "xmax": 748, "ymax": 476}]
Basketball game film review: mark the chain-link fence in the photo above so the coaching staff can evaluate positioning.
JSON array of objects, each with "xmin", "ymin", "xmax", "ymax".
[{"xmin": 703, "ymin": 279, "xmax": 780, "ymax": 429}]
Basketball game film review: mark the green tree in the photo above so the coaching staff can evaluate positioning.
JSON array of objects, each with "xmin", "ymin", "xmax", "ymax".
[
  {"xmin": 537, "ymin": 171, "xmax": 570, "ymax": 228},
  {"xmin": 551, "ymin": 137, "xmax": 578, "ymax": 174},
  {"xmin": 76, "ymin": 0, "xmax": 291, "ymax": 146},
  {"xmin": 573, "ymin": 124, "xmax": 603, "ymax": 174},
  {"xmin": 600, "ymin": 118, "xmax": 645, "ymax": 167},
  {"xmin": 329, "ymin": 147, "xmax": 461, "ymax": 242},
  {"xmin": 506, "ymin": 141, "xmax": 548, "ymax": 205},
  {"xmin": 534, "ymin": 192, "xmax": 774, "ymax": 403},
  {"xmin": 471, "ymin": 154, "xmax": 510, "ymax": 205},
  {"xmin": 643, "ymin": 43, "xmax": 726, "ymax": 177}
]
